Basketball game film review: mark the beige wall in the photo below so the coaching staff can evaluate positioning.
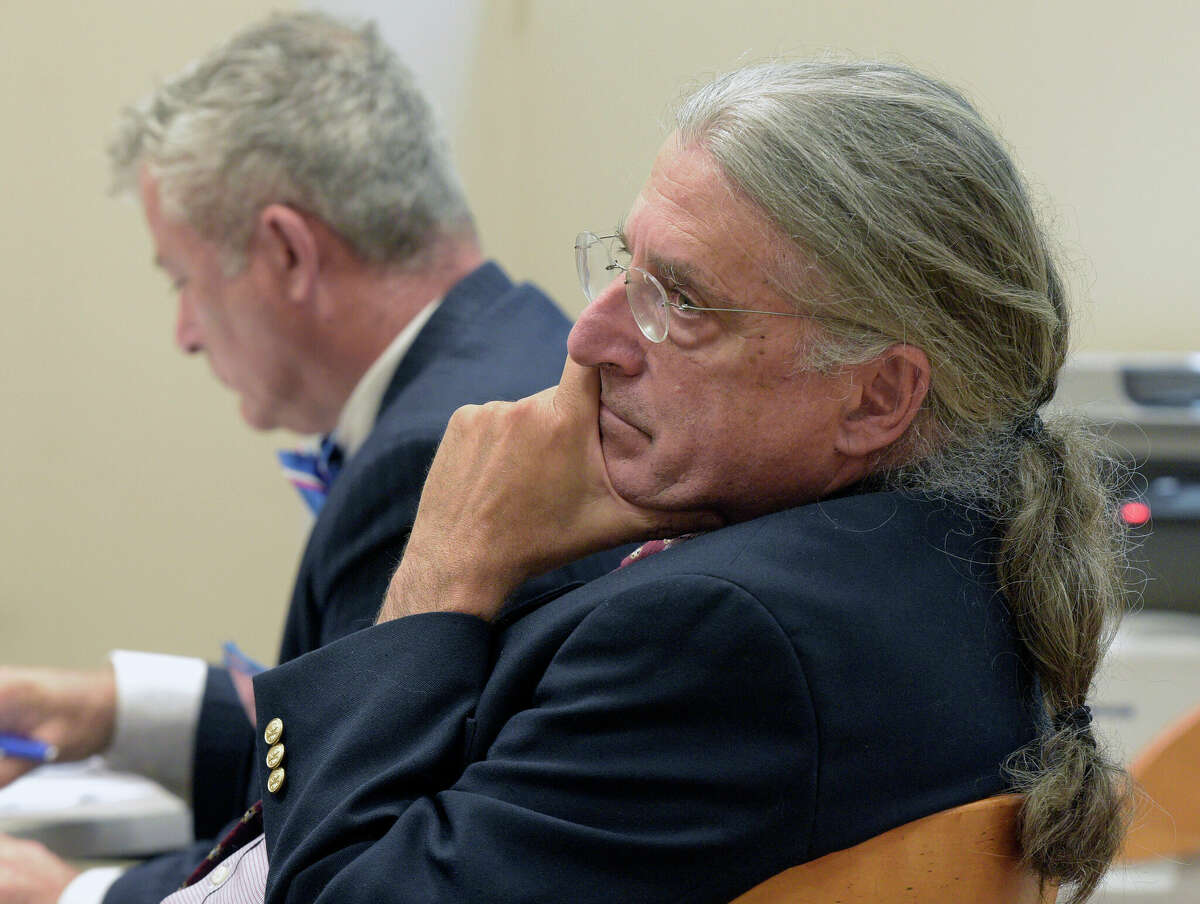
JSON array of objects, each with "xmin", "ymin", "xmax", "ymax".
[
  {"xmin": 457, "ymin": 0, "xmax": 1200, "ymax": 352},
  {"xmin": 3, "ymin": 1, "xmax": 1195, "ymax": 670},
  {"xmin": 1, "ymin": 1, "xmax": 296, "ymax": 668}
]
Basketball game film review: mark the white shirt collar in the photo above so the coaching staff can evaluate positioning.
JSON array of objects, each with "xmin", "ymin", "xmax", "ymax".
[{"xmin": 332, "ymin": 297, "xmax": 442, "ymax": 458}]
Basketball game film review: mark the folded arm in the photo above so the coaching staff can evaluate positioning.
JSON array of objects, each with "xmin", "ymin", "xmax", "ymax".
[{"xmin": 255, "ymin": 576, "xmax": 817, "ymax": 904}]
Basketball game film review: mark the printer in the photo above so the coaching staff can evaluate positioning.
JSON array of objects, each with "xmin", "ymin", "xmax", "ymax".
[
  {"xmin": 1054, "ymin": 353, "xmax": 1200, "ymax": 616},
  {"xmin": 1055, "ymin": 354, "xmax": 1200, "ymax": 901},
  {"xmin": 1051, "ymin": 353, "xmax": 1200, "ymax": 757}
]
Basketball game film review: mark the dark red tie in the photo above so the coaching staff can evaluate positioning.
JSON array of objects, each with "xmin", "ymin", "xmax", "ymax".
[{"xmin": 181, "ymin": 801, "xmax": 264, "ymax": 888}]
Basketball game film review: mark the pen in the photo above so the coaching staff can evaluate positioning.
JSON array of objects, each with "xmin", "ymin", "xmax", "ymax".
[{"xmin": 0, "ymin": 733, "xmax": 58, "ymax": 763}]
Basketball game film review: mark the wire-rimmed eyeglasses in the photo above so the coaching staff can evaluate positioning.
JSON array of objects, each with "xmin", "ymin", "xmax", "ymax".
[{"xmin": 574, "ymin": 231, "xmax": 805, "ymax": 343}]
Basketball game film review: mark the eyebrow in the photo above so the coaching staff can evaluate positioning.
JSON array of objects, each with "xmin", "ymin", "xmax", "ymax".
[
  {"xmin": 645, "ymin": 250, "xmax": 740, "ymax": 310},
  {"xmin": 616, "ymin": 223, "xmax": 740, "ymax": 310}
]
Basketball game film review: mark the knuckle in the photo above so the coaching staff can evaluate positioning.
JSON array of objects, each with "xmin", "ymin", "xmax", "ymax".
[
  {"xmin": 449, "ymin": 403, "xmax": 480, "ymax": 423},
  {"xmin": 444, "ymin": 404, "xmax": 481, "ymax": 436}
]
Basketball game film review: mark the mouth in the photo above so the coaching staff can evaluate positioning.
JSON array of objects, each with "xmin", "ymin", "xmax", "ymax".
[
  {"xmin": 201, "ymin": 354, "xmax": 230, "ymax": 387},
  {"xmin": 599, "ymin": 400, "xmax": 651, "ymax": 441}
]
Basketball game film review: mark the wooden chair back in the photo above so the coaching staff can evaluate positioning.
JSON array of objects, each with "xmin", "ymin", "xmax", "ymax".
[
  {"xmin": 730, "ymin": 794, "xmax": 1055, "ymax": 903},
  {"xmin": 1120, "ymin": 702, "xmax": 1200, "ymax": 862}
]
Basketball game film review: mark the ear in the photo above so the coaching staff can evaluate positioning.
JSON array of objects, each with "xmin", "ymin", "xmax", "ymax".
[
  {"xmin": 255, "ymin": 204, "xmax": 319, "ymax": 304},
  {"xmin": 835, "ymin": 344, "xmax": 930, "ymax": 458}
]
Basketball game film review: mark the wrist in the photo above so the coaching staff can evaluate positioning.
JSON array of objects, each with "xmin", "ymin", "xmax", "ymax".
[
  {"xmin": 84, "ymin": 665, "xmax": 117, "ymax": 753},
  {"xmin": 378, "ymin": 553, "xmax": 515, "ymax": 624}
]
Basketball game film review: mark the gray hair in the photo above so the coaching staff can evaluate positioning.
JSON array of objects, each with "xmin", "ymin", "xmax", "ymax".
[
  {"xmin": 109, "ymin": 10, "xmax": 474, "ymax": 271},
  {"xmin": 677, "ymin": 61, "xmax": 1130, "ymax": 903}
]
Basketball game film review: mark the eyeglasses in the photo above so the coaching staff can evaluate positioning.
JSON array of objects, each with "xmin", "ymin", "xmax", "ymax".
[{"xmin": 574, "ymin": 230, "xmax": 805, "ymax": 343}]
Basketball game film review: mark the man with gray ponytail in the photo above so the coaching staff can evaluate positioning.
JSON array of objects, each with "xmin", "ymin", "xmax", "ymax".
[
  {"xmin": 91, "ymin": 60, "xmax": 1124, "ymax": 904},
  {"xmin": 658, "ymin": 62, "xmax": 1130, "ymax": 902},
  {"xmin": 0, "ymin": 11, "xmax": 618, "ymax": 904}
]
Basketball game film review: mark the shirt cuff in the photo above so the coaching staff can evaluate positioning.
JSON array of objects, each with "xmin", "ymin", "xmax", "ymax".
[
  {"xmin": 103, "ymin": 650, "xmax": 206, "ymax": 802},
  {"xmin": 58, "ymin": 866, "xmax": 123, "ymax": 904}
]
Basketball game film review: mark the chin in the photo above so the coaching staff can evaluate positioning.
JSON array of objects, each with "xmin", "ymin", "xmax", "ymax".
[
  {"xmin": 238, "ymin": 399, "xmax": 277, "ymax": 432},
  {"xmin": 604, "ymin": 463, "xmax": 683, "ymax": 512},
  {"xmin": 602, "ymin": 456, "xmax": 650, "ymax": 503}
]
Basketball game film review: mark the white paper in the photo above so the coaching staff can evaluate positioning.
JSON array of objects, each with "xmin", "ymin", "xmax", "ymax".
[
  {"xmin": 0, "ymin": 756, "xmax": 192, "ymax": 858},
  {"xmin": 0, "ymin": 758, "xmax": 162, "ymax": 815}
]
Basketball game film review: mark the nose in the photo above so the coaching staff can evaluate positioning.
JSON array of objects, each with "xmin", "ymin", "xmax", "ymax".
[
  {"xmin": 175, "ymin": 295, "xmax": 203, "ymax": 354},
  {"xmin": 567, "ymin": 277, "xmax": 646, "ymax": 375}
]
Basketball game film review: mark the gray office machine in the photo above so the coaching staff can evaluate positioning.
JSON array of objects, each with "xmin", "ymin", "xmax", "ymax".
[
  {"xmin": 1053, "ymin": 352, "xmax": 1200, "ymax": 615},
  {"xmin": 1058, "ymin": 354, "xmax": 1200, "ymax": 902}
]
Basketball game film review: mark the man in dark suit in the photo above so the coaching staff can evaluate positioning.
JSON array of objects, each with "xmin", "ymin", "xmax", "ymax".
[
  {"xmin": 0, "ymin": 12, "xmax": 616, "ymax": 904},
  {"xmin": 196, "ymin": 61, "xmax": 1123, "ymax": 903}
]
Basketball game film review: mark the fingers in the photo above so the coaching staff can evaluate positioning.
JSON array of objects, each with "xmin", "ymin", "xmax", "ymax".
[
  {"xmin": 0, "ymin": 667, "xmax": 116, "ymax": 773},
  {"xmin": 0, "ymin": 757, "xmax": 35, "ymax": 790},
  {"xmin": 406, "ymin": 354, "xmax": 725, "ymax": 601},
  {"xmin": 0, "ymin": 834, "xmax": 79, "ymax": 902}
]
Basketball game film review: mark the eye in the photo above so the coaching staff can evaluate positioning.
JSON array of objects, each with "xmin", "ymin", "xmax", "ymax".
[
  {"xmin": 663, "ymin": 283, "xmax": 705, "ymax": 317},
  {"xmin": 163, "ymin": 270, "xmax": 187, "ymax": 293}
]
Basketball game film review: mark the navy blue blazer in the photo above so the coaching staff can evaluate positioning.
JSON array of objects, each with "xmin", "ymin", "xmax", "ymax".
[
  {"xmin": 252, "ymin": 490, "xmax": 1042, "ymax": 904},
  {"xmin": 104, "ymin": 263, "xmax": 622, "ymax": 903}
]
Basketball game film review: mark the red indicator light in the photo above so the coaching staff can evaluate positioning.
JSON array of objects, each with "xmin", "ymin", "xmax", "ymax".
[{"xmin": 1120, "ymin": 501, "xmax": 1151, "ymax": 526}]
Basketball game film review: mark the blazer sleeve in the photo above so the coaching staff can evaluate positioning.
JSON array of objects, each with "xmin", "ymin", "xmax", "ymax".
[
  {"xmin": 189, "ymin": 428, "xmax": 625, "ymax": 856},
  {"xmin": 253, "ymin": 575, "xmax": 820, "ymax": 904},
  {"xmin": 191, "ymin": 431, "xmax": 455, "ymax": 837}
]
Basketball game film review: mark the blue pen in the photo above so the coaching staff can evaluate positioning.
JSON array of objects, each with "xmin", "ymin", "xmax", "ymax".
[{"xmin": 0, "ymin": 733, "xmax": 58, "ymax": 763}]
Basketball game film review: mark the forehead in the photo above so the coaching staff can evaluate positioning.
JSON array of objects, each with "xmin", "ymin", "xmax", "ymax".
[
  {"xmin": 139, "ymin": 168, "xmax": 221, "ymax": 271},
  {"xmin": 623, "ymin": 139, "xmax": 804, "ymax": 308}
]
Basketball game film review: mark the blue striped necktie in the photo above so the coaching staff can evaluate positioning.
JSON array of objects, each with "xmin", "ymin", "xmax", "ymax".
[{"xmin": 278, "ymin": 435, "xmax": 344, "ymax": 515}]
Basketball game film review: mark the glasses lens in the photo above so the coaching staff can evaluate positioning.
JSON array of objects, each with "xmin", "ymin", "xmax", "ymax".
[
  {"xmin": 574, "ymin": 234, "xmax": 622, "ymax": 302},
  {"xmin": 626, "ymin": 268, "xmax": 668, "ymax": 343},
  {"xmin": 575, "ymin": 232, "xmax": 599, "ymax": 300}
]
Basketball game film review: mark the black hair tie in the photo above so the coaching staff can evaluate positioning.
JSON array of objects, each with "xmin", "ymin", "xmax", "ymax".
[
  {"xmin": 1052, "ymin": 704, "xmax": 1093, "ymax": 734},
  {"xmin": 1014, "ymin": 412, "xmax": 1045, "ymax": 441}
]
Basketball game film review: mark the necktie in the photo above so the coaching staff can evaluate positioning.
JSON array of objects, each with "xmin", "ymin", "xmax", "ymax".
[
  {"xmin": 618, "ymin": 533, "xmax": 702, "ymax": 568},
  {"xmin": 181, "ymin": 801, "xmax": 264, "ymax": 888},
  {"xmin": 278, "ymin": 434, "xmax": 344, "ymax": 515}
]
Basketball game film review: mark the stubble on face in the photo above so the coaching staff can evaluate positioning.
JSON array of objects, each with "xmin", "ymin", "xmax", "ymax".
[{"xmin": 574, "ymin": 139, "xmax": 857, "ymax": 521}]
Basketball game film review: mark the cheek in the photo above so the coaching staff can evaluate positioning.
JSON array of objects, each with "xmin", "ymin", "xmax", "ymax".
[
  {"xmin": 651, "ymin": 375, "xmax": 706, "ymax": 445},
  {"xmin": 653, "ymin": 388, "xmax": 728, "ymax": 473},
  {"xmin": 747, "ymin": 333, "xmax": 789, "ymax": 381},
  {"xmin": 187, "ymin": 292, "xmax": 226, "ymax": 333}
]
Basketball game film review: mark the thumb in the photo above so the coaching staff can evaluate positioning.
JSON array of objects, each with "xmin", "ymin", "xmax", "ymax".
[
  {"xmin": 554, "ymin": 355, "xmax": 723, "ymax": 537},
  {"xmin": 552, "ymin": 356, "xmax": 601, "ymax": 422}
]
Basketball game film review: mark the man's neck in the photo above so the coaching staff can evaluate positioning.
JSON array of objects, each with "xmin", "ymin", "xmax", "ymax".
[
  {"xmin": 307, "ymin": 238, "xmax": 484, "ymax": 432},
  {"xmin": 332, "ymin": 298, "xmax": 443, "ymax": 457}
]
